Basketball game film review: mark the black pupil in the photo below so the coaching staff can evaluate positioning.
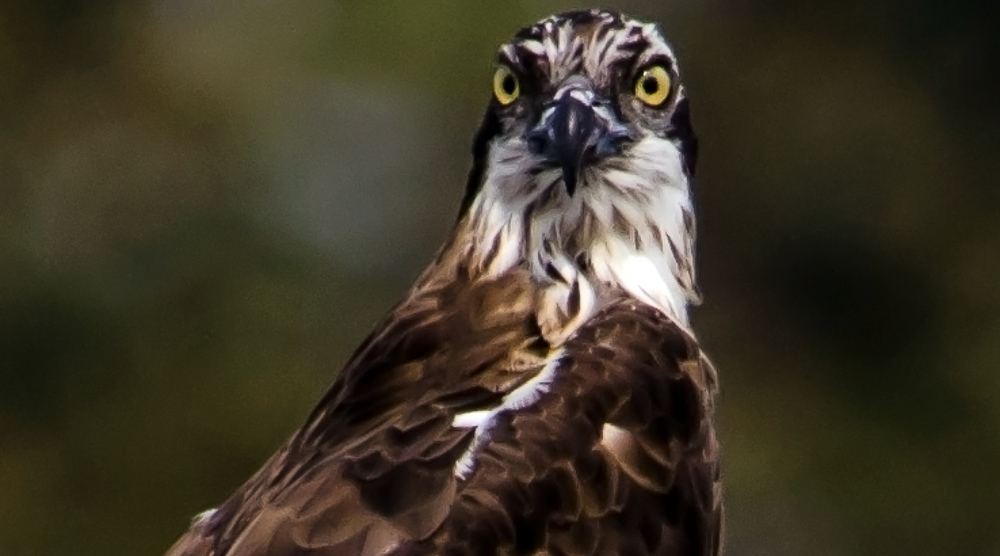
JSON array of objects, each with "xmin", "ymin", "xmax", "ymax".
[
  {"xmin": 502, "ymin": 74, "xmax": 517, "ymax": 95},
  {"xmin": 642, "ymin": 75, "xmax": 659, "ymax": 95}
]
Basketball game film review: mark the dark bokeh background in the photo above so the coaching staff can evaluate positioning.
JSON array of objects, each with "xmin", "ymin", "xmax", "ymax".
[{"xmin": 1, "ymin": 1, "xmax": 998, "ymax": 554}]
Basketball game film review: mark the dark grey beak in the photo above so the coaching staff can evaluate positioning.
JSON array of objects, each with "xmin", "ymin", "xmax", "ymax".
[{"xmin": 526, "ymin": 92, "xmax": 631, "ymax": 196}]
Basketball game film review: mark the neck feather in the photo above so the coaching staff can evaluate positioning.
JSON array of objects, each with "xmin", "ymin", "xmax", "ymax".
[{"xmin": 452, "ymin": 134, "xmax": 698, "ymax": 327}]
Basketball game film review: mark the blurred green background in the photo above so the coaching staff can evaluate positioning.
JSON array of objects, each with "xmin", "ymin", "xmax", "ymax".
[{"xmin": 1, "ymin": 0, "xmax": 998, "ymax": 554}]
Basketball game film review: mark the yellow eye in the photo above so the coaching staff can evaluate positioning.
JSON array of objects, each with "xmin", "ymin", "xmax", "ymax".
[
  {"xmin": 493, "ymin": 66, "xmax": 520, "ymax": 105},
  {"xmin": 634, "ymin": 65, "xmax": 671, "ymax": 107}
]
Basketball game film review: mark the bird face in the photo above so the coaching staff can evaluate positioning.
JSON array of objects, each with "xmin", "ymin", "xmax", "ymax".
[
  {"xmin": 458, "ymin": 10, "xmax": 701, "ymax": 323},
  {"xmin": 462, "ymin": 10, "xmax": 697, "ymax": 211}
]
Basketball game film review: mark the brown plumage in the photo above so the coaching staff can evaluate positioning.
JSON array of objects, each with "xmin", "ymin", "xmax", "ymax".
[{"xmin": 166, "ymin": 9, "xmax": 721, "ymax": 556}]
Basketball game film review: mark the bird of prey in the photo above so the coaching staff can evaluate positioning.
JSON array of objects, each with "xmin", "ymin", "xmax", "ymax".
[{"xmin": 166, "ymin": 9, "xmax": 721, "ymax": 556}]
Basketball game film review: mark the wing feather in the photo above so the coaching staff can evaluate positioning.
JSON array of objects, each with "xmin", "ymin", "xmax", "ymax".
[
  {"xmin": 418, "ymin": 298, "xmax": 721, "ymax": 556},
  {"xmin": 165, "ymin": 279, "xmax": 721, "ymax": 556}
]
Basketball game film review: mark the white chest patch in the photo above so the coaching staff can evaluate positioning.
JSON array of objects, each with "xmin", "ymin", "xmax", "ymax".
[{"xmin": 466, "ymin": 132, "xmax": 696, "ymax": 328}]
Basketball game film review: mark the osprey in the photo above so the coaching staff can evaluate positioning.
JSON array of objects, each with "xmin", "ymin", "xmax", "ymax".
[{"xmin": 166, "ymin": 9, "xmax": 721, "ymax": 556}]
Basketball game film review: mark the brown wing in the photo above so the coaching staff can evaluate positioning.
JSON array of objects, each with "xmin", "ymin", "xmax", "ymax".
[
  {"xmin": 166, "ymin": 265, "xmax": 549, "ymax": 556},
  {"xmin": 413, "ymin": 298, "xmax": 722, "ymax": 556},
  {"xmin": 166, "ymin": 273, "xmax": 721, "ymax": 556}
]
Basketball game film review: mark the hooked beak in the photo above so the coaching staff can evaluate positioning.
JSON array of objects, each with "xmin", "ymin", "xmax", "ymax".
[{"xmin": 526, "ymin": 85, "xmax": 631, "ymax": 196}]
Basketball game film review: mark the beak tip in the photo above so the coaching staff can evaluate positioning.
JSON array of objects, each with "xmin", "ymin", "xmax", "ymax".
[{"xmin": 561, "ymin": 166, "xmax": 578, "ymax": 196}]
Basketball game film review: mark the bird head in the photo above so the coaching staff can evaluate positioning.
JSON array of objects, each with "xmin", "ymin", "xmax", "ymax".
[
  {"xmin": 455, "ymin": 10, "xmax": 701, "ymax": 322},
  {"xmin": 461, "ymin": 10, "xmax": 697, "ymax": 207}
]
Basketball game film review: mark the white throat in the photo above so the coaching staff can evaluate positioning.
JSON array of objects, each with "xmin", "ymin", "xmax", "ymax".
[{"xmin": 463, "ymin": 133, "xmax": 698, "ymax": 328}]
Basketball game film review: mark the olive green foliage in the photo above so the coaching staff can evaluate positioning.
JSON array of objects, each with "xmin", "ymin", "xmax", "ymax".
[{"xmin": 0, "ymin": 1, "xmax": 997, "ymax": 554}]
